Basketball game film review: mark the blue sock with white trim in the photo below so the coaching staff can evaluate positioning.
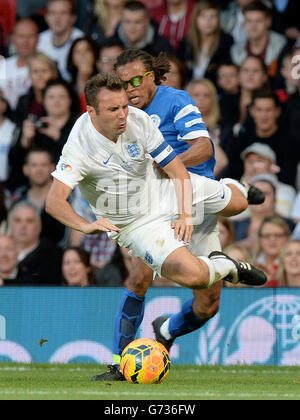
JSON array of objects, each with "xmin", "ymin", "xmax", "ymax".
[{"xmin": 113, "ymin": 289, "xmax": 145, "ymax": 364}]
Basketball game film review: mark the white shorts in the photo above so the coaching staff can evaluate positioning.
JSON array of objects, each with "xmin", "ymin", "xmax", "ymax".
[{"xmin": 108, "ymin": 176, "xmax": 231, "ymax": 276}]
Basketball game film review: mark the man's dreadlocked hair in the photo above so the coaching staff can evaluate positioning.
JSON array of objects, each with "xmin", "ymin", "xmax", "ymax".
[{"xmin": 114, "ymin": 49, "xmax": 171, "ymax": 85}]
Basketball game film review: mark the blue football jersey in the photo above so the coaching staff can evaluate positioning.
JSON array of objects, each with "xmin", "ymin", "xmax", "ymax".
[{"xmin": 144, "ymin": 85, "xmax": 216, "ymax": 179}]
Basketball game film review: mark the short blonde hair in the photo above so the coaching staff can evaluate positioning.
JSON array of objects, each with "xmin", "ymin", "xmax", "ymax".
[{"xmin": 28, "ymin": 52, "xmax": 59, "ymax": 78}]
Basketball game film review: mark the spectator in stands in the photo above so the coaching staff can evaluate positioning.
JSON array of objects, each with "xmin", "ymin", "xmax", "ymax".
[
  {"xmin": 217, "ymin": 61, "xmax": 240, "ymax": 96},
  {"xmin": 275, "ymin": 52, "xmax": 298, "ymax": 103},
  {"xmin": 150, "ymin": 0, "xmax": 196, "ymax": 51},
  {"xmin": 10, "ymin": 147, "xmax": 66, "ymax": 245},
  {"xmin": 253, "ymin": 216, "xmax": 291, "ymax": 287},
  {"xmin": 218, "ymin": 216, "xmax": 236, "ymax": 250},
  {"xmin": 10, "ymin": 201, "xmax": 62, "ymax": 285},
  {"xmin": 0, "ymin": 234, "xmax": 37, "ymax": 286},
  {"xmin": 14, "ymin": 52, "xmax": 59, "ymax": 127},
  {"xmin": 0, "ymin": 18, "xmax": 39, "ymax": 110},
  {"xmin": 284, "ymin": 40, "xmax": 300, "ymax": 145},
  {"xmin": 186, "ymin": 78, "xmax": 228, "ymax": 177},
  {"xmin": 96, "ymin": 39, "xmax": 124, "ymax": 75},
  {"xmin": 67, "ymin": 36, "xmax": 99, "ymax": 113},
  {"xmin": 84, "ymin": 0, "xmax": 126, "ymax": 45},
  {"xmin": 230, "ymin": 1, "xmax": 287, "ymax": 75},
  {"xmin": 220, "ymin": 0, "xmax": 255, "ymax": 44},
  {"xmin": 234, "ymin": 174, "xmax": 295, "ymax": 251},
  {"xmin": 0, "ymin": 94, "xmax": 16, "ymax": 183},
  {"xmin": 0, "ymin": 0, "xmax": 17, "ymax": 57},
  {"xmin": 9, "ymin": 79, "xmax": 79, "ymax": 192},
  {"xmin": 220, "ymin": 55, "xmax": 269, "ymax": 154},
  {"xmin": 160, "ymin": 54, "xmax": 188, "ymax": 90},
  {"xmin": 278, "ymin": 240, "xmax": 300, "ymax": 287},
  {"xmin": 62, "ymin": 247, "xmax": 95, "ymax": 286},
  {"xmin": 240, "ymin": 143, "xmax": 296, "ymax": 218},
  {"xmin": 37, "ymin": 0, "xmax": 84, "ymax": 81},
  {"xmin": 225, "ymin": 89, "xmax": 299, "ymax": 187},
  {"xmin": 96, "ymin": 245, "xmax": 133, "ymax": 286},
  {"xmin": 0, "ymin": 183, "xmax": 8, "ymax": 234},
  {"xmin": 110, "ymin": 1, "xmax": 173, "ymax": 56},
  {"xmin": 178, "ymin": 1, "xmax": 233, "ymax": 84}
]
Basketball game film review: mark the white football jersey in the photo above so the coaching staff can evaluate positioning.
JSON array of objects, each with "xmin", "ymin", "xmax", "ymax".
[{"xmin": 52, "ymin": 108, "xmax": 177, "ymax": 227}]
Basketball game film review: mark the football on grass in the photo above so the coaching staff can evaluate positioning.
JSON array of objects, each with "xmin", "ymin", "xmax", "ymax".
[{"xmin": 120, "ymin": 338, "xmax": 171, "ymax": 384}]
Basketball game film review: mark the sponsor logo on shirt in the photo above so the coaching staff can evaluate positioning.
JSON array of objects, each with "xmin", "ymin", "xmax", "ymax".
[{"xmin": 60, "ymin": 163, "xmax": 72, "ymax": 172}]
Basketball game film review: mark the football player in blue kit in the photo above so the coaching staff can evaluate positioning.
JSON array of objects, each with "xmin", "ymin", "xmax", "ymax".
[{"xmin": 92, "ymin": 50, "xmax": 264, "ymax": 381}]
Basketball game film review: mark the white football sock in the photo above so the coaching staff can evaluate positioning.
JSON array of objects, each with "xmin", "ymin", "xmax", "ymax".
[
  {"xmin": 221, "ymin": 178, "xmax": 247, "ymax": 199},
  {"xmin": 198, "ymin": 256, "xmax": 238, "ymax": 287}
]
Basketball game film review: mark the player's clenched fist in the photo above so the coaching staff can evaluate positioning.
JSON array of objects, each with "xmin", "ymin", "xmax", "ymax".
[{"xmin": 82, "ymin": 218, "xmax": 120, "ymax": 234}]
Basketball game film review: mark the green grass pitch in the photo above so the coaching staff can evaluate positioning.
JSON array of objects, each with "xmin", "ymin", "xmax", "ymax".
[{"xmin": 0, "ymin": 364, "xmax": 299, "ymax": 400}]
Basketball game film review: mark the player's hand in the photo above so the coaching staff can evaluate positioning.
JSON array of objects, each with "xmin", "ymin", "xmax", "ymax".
[
  {"xmin": 82, "ymin": 218, "xmax": 120, "ymax": 234},
  {"xmin": 171, "ymin": 215, "xmax": 194, "ymax": 243}
]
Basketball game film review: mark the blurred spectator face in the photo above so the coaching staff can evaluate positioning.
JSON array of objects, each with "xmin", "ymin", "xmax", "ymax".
[
  {"xmin": 23, "ymin": 152, "xmax": 55, "ymax": 187},
  {"xmin": 46, "ymin": 0, "xmax": 76, "ymax": 36},
  {"xmin": 218, "ymin": 220, "xmax": 235, "ymax": 250},
  {"xmin": 117, "ymin": 59, "xmax": 156, "ymax": 108},
  {"xmin": 239, "ymin": 57, "xmax": 267, "ymax": 91},
  {"xmin": 29, "ymin": 58, "xmax": 58, "ymax": 92},
  {"xmin": 259, "ymin": 222, "xmax": 290, "ymax": 260},
  {"xmin": 226, "ymin": 247, "xmax": 249, "ymax": 262},
  {"xmin": 238, "ymin": 0, "xmax": 254, "ymax": 8},
  {"xmin": 161, "ymin": 60, "xmax": 183, "ymax": 90},
  {"xmin": 244, "ymin": 11, "xmax": 271, "ymax": 41},
  {"xmin": 0, "ymin": 236, "xmax": 18, "ymax": 278},
  {"xmin": 217, "ymin": 65, "xmax": 239, "ymax": 94},
  {"xmin": 282, "ymin": 242, "xmax": 300, "ymax": 279},
  {"xmin": 121, "ymin": 9, "xmax": 149, "ymax": 44},
  {"xmin": 72, "ymin": 40, "xmax": 96, "ymax": 70},
  {"xmin": 244, "ymin": 153, "xmax": 273, "ymax": 179},
  {"xmin": 11, "ymin": 19, "xmax": 39, "ymax": 59},
  {"xmin": 11, "ymin": 206, "xmax": 42, "ymax": 249},
  {"xmin": 251, "ymin": 181, "xmax": 276, "ymax": 215},
  {"xmin": 188, "ymin": 82, "xmax": 212, "ymax": 116},
  {"xmin": 43, "ymin": 85, "xmax": 72, "ymax": 117},
  {"xmin": 250, "ymin": 98, "xmax": 280, "ymax": 133},
  {"xmin": 196, "ymin": 8, "xmax": 219, "ymax": 36},
  {"xmin": 97, "ymin": 46, "xmax": 123, "ymax": 75},
  {"xmin": 62, "ymin": 249, "xmax": 90, "ymax": 286}
]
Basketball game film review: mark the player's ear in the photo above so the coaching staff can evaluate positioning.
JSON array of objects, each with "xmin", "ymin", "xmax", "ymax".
[{"xmin": 86, "ymin": 105, "xmax": 96, "ymax": 116}]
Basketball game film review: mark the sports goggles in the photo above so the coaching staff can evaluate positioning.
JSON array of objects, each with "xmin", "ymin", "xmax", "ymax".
[{"xmin": 122, "ymin": 71, "xmax": 151, "ymax": 90}]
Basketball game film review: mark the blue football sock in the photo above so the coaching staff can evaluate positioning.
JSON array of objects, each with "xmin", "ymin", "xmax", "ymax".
[
  {"xmin": 168, "ymin": 298, "xmax": 208, "ymax": 339},
  {"xmin": 113, "ymin": 289, "xmax": 145, "ymax": 361}
]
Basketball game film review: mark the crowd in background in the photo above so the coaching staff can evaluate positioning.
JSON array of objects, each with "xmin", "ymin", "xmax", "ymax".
[{"xmin": 0, "ymin": 0, "xmax": 300, "ymax": 288}]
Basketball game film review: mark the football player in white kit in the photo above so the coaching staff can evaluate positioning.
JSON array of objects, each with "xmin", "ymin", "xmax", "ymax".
[{"xmin": 46, "ymin": 74, "xmax": 266, "ymax": 378}]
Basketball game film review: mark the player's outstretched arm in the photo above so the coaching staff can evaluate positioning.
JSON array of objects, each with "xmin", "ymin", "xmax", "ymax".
[
  {"xmin": 162, "ymin": 156, "xmax": 194, "ymax": 244},
  {"xmin": 46, "ymin": 179, "xmax": 120, "ymax": 235}
]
